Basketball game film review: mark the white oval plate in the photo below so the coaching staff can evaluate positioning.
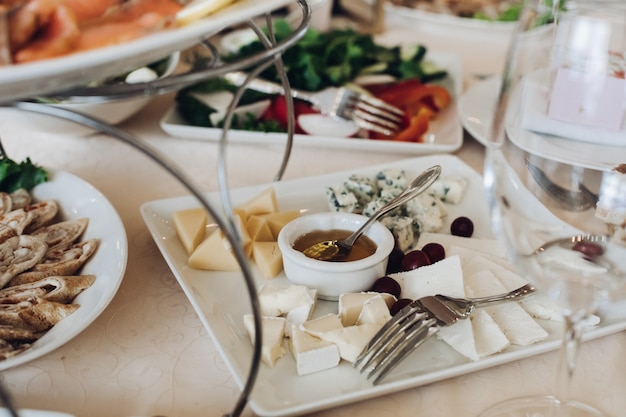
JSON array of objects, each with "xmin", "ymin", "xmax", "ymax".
[
  {"xmin": 458, "ymin": 77, "xmax": 626, "ymax": 172},
  {"xmin": 0, "ymin": 169, "xmax": 128, "ymax": 371},
  {"xmin": 0, "ymin": 0, "xmax": 292, "ymax": 102}
]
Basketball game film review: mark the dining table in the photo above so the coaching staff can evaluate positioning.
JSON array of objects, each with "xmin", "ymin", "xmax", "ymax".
[{"xmin": 0, "ymin": 9, "xmax": 625, "ymax": 417}]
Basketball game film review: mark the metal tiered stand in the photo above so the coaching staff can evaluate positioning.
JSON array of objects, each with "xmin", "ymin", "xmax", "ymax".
[{"xmin": 0, "ymin": 1, "xmax": 312, "ymax": 416}]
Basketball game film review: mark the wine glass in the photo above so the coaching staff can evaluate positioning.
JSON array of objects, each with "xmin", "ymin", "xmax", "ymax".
[{"xmin": 482, "ymin": 0, "xmax": 626, "ymax": 416}]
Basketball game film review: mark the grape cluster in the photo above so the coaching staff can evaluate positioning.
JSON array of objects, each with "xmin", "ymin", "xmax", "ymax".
[{"xmin": 369, "ymin": 216, "xmax": 475, "ymax": 315}]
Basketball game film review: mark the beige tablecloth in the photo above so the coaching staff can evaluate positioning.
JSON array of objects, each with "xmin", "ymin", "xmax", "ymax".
[{"xmin": 0, "ymin": 15, "xmax": 624, "ymax": 417}]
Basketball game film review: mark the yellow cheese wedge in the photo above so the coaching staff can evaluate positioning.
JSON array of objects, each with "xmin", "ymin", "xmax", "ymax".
[
  {"xmin": 246, "ymin": 215, "xmax": 274, "ymax": 242},
  {"xmin": 253, "ymin": 241, "xmax": 283, "ymax": 279},
  {"xmin": 236, "ymin": 187, "xmax": 279, "ymax": 220},
  {"xmin": 188, "ymin": 229, "xmax": 239, "ymax": 271},
  {"xmin": 232, "ymin": 214, "xmax": 253, "ymax": 258},
  {"xmin": 173, "ymin": 207, "xmax": 208, "ymax": 255},
  {"xmin": 258, "ymin": 210, "xmax": 301, "ymax": 239}
]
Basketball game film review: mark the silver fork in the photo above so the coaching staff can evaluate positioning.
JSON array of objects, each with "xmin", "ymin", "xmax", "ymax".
[
  {"xmin": 354, "ymin": 283, "xmax": 536, "ymax": 384},
  {"xmin": 223, "ymin": 71, "xmax": 404, "ymax": 136},
  {"xmin": 525, "ymin": 159, "xmax": 598, "ymax": 211}
]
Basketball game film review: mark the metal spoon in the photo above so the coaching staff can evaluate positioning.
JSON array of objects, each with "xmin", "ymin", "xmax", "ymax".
[{"xmin": 302, "ymin": 165, "xmax": 442, "ymax": 261}]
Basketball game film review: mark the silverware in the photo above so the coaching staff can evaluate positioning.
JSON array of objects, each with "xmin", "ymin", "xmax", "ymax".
[
  {"xmin": 525, "ymin": 159, "xmax": 598, "ymax": 211},
  {"xmin": 354, "ymin": 283, "xmax": 537, "ymax": 384},
  {"xmin": 223, "ymin": 71, "xmax": 404, "ymax": 136},
  {"xmin": 302, "ymin": 165, "xmax": 441, "ymax": 261}
]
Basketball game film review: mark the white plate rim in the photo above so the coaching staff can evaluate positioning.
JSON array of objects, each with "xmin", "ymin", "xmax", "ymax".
[
  {"xmin": 140, "ymin": 154, "xmax": 626, "ymax": 416},
  {"xmin": 160, "ymin": 52, "xmax": 464, "ymax": 156},
  {"xmin": 458, "ymin": 77, "xmax": 626, "ymax": 172},
  {"xmin": 0, "ymin": 0, "xmax": 293, "ymax": 102},
  {"xmin": 0, "ymin": 169, "xmax": 128, "ymax": 371},
  {"xmin": 384, "ymin": 2, "xmax": 517, "ymax": 32}
]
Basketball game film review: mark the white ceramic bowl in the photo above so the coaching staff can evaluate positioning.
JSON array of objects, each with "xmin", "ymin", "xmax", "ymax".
[
  {"xmin": 11, "ymin": 52, "xmax": 180, "ymax": 136},
  {"xmin": 277, "ymin": 212, "xmax": 395, "ymax": 300}
]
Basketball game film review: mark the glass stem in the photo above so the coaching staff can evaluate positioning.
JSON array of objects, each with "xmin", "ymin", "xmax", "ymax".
[{"xmin": 555, "ymin": 312, "xmax": 584, "ymax": 406}]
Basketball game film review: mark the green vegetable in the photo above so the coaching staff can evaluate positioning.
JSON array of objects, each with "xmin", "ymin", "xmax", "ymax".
[
  {"xmin": 224, "ymin": 21, "xmax": 447, "ymax": 91},
  {"xmin": 0, "ymin": 156, "xmax": 47, "ymax": 193}
]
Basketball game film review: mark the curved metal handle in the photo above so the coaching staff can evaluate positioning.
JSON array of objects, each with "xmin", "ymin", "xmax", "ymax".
[{"xmin": 470, "ymin": 283, "xmax": 537, "ymax": 308}]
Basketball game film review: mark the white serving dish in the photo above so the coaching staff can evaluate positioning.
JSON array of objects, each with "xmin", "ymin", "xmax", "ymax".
[
  {"xmin": 0, "ymin": 169, "xmax": 128, "ymax": 371},
  {"xmin": 277, "ymin": 212, "xmax": 394, "ymax": 300},
  {"xmin": 141, "ymin": 154, "xmax": 626, "ymax": 417},
  {"xmin": 160, "ymin": 52, "xmax": 463, "ymax": 156}
]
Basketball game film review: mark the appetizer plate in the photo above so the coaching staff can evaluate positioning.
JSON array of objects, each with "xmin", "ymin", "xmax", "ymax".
[
  {"xmin": 384, "ymin": 2, "xmax": 517, "ymax": 32},
  {"xmin": 0, "ymin": 0, "xmax": 292, "ymax": 102},
  {"xmin": 458, "ymin": 77, "xmax": 626, "ymax": 172},
  {"xmin": 0, "ymin": 169, "xmax": 128, "ymax": 371},
  {"xmin": 141, "ymin": 154, "xmax": 626, "ymax": 417},
  {"xmin": 159, "ymin": 53, "xmax": 463, "ymax": 155}
]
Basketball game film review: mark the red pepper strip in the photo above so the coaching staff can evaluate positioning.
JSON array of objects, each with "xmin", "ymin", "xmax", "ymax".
[{"xmin": 392, "ymin": 106, "xmax": 434, "ymax": 142}]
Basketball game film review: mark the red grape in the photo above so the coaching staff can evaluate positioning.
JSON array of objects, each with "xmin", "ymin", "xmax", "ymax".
[
  {"xmin": 386, "ymin": 247, "xmax": 405, "ymax": 274},
  {"xmin": 422, "ymin": 242, "xmax": 445, "ymax": 263},
  {"xmin": 572, "ymin": 241, "xmax": 604, "ymax": 259},
  {"xmin": 401, "ymin": 250, "xmax": 431, "ymax": 271},
  {"xmin": 369, "ymin": 276, "xmax": 401, "ymax": 298},
  {"xmin": 390, "ymin": 298, "xmax": 412, "ymax": 316},
  {"xmin": 451, "ymin": 216, "xmax": 474, "ymax": 237}
]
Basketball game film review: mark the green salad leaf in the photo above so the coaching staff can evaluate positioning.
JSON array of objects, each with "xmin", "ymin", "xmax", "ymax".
[
  {"xmin": 224, "ymin": 21, "xmax": 447, "ymax": 91},
  {"xmin": 0, "ymin": 156, "xmax": 48, "ymax": 193}
]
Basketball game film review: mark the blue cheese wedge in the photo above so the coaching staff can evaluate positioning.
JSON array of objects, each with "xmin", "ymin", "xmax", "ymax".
[
  {"xmin": 326, "ymin": 185, "xmax": 358, "ymax": 213},
  {"xmin": 405, "ymin": 193, "xmax": 446, "ymax": 234},
  {"xmin": 376, "ymin": 168, "xmax": 407, "ymax": 191},
  {"xmin": 381, "ymin": 216, "xmax": 415, "ymax": 252},
  {"xmin": 243, "ymin": 315, "xmax": 286, "ymax": 367},
  {"xmin": 344, "ymin": 174, "xmax": 377, "ymax": 207},
  {"xmin": 290, "ymin": 326, "xmax": 341, "ymax": 375},
  {"xmin": 429, "ymin": 175, "xmax": 468, "ymax": 204}
]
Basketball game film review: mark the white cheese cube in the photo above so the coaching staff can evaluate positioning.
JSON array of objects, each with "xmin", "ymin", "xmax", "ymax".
[
  {"xmin": 326, "ymin": 185, "xmax": 358, "ymax": 213},
  {"xmin": 317, "ymin": 323, "xmax": 382, "ymax": 363},
  {"xmin": 290, "ymin": 326, "xmax": 341, "ymax": 375},
  {"xmin": 356, "ymin": 294, "xmax": 392, "ymax": 325},
  {"xmin": 338, "ymin": 292, "xmax": 395, "ymax": 326},
  {"xmin": 258, "ymin": 284, "xmax": 316, "ymax": 318},
  {"xmin": 243, "ymin": 315, "xmax": 286, "ymax": 367},
  {"xmin": 300, "ymin": 313, "xmax": 343, "ymax": 338}
]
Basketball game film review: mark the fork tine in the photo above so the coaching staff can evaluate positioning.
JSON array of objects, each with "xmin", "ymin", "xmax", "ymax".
[
  {"xmin": 350, "ymin": 113, "xmax": 401, "ymax": 136},
  {"xmin": 353, "ymin": 92, "xmax": 405, "ymax": 117},
  {"xmin": 354, "ymin": 307, "xmax": 429, "ymax": 371},
  {"xmin": 369, "ymin": 318, "xmax": 439, "ymax": 384}
]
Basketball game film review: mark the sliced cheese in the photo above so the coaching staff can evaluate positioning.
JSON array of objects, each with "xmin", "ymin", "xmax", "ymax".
[
  {"xmin": 188, "ymin": 229, "xmax": 239, "ymax": 271},
  {"xmin": 417, "ymin": 232, "xmax": 507, "ymax": 259},
  {"xmin": 290, "ymin": 326, "xmax": 340, "ymax": 375},
  {"xmin": 172, "ymin": 207, "xmax": 208, "ymax": 255},
  {"xmin": 252, "ymin": 241, "xmax": 283, "ymax": 279},
  {"xmin": 471, "ymin": 309, "xmax": 510, "ymax": 357},
  {"xmin": 392, "ymin": 256, "xmax": 481, "ymax": 361},
  {"xmin": 464, "ymin": 269, "xmax": 548, "ymax": 346},
  {"xmin": 243, "ymin": 314, "xmax": 286, "ymax": 367}
]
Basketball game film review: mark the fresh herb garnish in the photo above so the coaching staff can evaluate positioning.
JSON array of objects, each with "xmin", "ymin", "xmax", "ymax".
[{"xmin": 0, "ymin": 156, "xmax": 48, "ymax": 193}]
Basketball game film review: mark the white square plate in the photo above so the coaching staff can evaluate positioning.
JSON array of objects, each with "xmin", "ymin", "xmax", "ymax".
[{"xmin": 141, "ymin": 154, "xmax": 626, "ymax": 416}]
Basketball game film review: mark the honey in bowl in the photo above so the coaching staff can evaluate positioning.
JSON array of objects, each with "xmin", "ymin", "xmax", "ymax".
[{"xmin": 293, "ymin": 229, "xmax": 377, "ymax": 262}]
